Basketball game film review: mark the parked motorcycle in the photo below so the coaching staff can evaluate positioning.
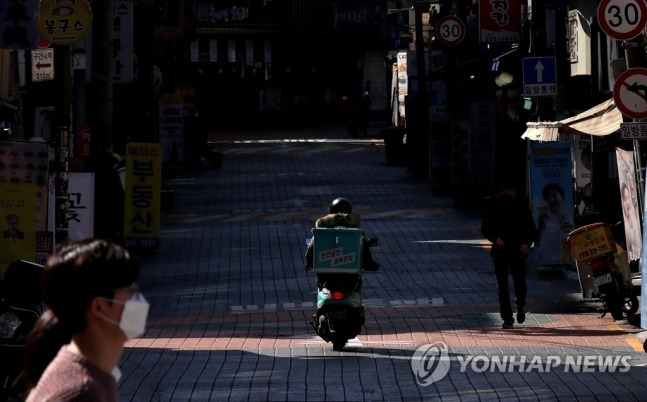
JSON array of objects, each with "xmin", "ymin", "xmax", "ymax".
[
  {"xmin": 307, "ymin": 227, "xmax": 378, "ymax": 351},
  {"xmin": 568, "ymin": 223, "xmax": 639, "ymax": 321},
  {"xmin": 0, "ymin": 260, "xmax": 44, "ymax": 401}
]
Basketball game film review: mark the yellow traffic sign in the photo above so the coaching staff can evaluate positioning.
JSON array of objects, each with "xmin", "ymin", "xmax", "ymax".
[{"xmin": 37, "ymin": 0, "xmax": 92, "ymax": 46}]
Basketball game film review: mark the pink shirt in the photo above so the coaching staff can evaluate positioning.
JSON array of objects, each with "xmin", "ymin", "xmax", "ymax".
[{"xmin": 27, "ymin": 345, "xmax": 117, "ymax": 402}]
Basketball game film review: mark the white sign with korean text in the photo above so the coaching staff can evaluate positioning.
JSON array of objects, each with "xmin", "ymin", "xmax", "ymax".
[
  {"xmin": 32, "ymin": 48, "xmax": 54, "ymax": 82},
  {"xmin": 47, "ymin": 172, "xmax": 95, "ymax": 242}
]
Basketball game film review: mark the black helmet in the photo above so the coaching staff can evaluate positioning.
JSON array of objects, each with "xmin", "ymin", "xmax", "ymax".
[{"xmin": 329, "ymin": 198, "xmax": 352, "ymax": 214}]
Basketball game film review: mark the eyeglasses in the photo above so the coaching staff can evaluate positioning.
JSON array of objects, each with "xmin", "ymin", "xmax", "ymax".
[{"xmin": 112, "ymin": 282, "xmax": 139, "ymax": 295}]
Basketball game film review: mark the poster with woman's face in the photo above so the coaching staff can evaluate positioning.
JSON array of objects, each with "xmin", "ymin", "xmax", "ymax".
[
  {"xmin": 616, "ymin": 148, "xmax": 642, "ymax": 262},
  {"xmin": 529, "ymin": 142, "xmax": 574, "ymax": 267}
]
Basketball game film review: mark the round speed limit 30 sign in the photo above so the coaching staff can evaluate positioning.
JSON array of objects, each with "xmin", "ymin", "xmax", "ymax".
[
  {"xmin": 597, "ymin": 0, "xmax": 647, "ymax": 40},
  {"xmin": 435, "ymin": 16, "xmax": 465, "ymax": 46}
]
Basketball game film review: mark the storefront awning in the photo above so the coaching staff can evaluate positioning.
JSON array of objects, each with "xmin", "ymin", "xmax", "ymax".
[
  {"xmin": 194, "ymin": 23, "xmax": 285, "ymax": 36},
  {"xmin": 521, "ymin": 98, "xmax": 623, "ymax": 141}
]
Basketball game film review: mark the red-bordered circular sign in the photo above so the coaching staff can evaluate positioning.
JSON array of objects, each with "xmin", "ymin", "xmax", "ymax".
[
  {"xmin": 436, "ymin": 16, "xmax": 465, "ymax": 46},
  {"xmin": 613, "ymin": 67, "xmax": 647, "ymax": 119},
  {"xmin": 597, "ymin": 0, "xmax": 647, "ymax": 40}
]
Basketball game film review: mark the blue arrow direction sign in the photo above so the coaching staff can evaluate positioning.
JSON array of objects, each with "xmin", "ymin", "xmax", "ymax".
[{"xmin": 522, "ymin": 57, "xmax": 557, "ymax": 97}]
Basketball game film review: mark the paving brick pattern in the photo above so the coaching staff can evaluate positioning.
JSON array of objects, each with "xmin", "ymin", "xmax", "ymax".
[{"xmin": 118, "ymin": 124, "xmax": 647, "ymax": 401}]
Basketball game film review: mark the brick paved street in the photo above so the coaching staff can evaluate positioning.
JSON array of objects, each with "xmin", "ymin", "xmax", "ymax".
[{"xmin": 117, "ymin": 123, "xmax": 647, "ymax": 401}]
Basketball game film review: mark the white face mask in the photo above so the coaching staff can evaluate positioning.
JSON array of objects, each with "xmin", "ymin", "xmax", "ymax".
[
  {"xmin": 103, "ymin": 292, "xmax": 150, "ymax": 340},
  {"xmin": 112, "ymin": 366, "xmax": 122, "ymax": 382}
]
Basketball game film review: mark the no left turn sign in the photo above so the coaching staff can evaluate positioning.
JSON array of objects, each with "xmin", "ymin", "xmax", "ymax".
[
  {"xmin": 613, "ymin": 67, "xmax": 647, "ymax": 119},
  {"xmin": 597, "ymin": 0, "xmax": 647, "ymax": 40}
]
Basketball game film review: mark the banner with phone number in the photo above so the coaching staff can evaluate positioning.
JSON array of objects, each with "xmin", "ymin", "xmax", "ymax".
[{"xmin": 123, "ymin": 143, "xmax": 161, "ymax": 250}]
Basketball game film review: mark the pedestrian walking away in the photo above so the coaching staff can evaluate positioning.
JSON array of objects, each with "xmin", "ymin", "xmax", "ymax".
[
  {"xmin": 21, "ymin": 238, "xmax": 149, "ymax": 402},
  {"xmin": 481, "ymin": 182, "xmax": 537, "ymax": 329}
]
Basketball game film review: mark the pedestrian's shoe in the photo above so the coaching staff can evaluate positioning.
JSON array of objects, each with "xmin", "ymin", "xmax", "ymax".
[
  {"xmin": 517, "ymin": 308, "xmax": 526, "ymax": 324},
  {"xmin": 502, "ymin": 320, "xmax": 514, "ymax": 329}
]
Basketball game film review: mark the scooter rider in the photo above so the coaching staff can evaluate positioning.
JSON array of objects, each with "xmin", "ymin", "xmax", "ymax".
[{"xmin": 304, "ymin": 198, "xmax": 379, "ymax": 272}]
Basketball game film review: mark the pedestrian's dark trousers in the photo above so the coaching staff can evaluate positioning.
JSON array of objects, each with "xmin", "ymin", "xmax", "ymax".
[{"xmin": 492, "ymin": 251, "xmax": 527, "ymax": 321}]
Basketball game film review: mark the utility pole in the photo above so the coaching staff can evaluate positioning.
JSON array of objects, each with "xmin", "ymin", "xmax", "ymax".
[
  {"xmin": 409, "ymin": 1, "xmax": 430, "ymax": 178},
  {"xmin": 90, "ymin": 0, "xmax": 125, "ymax": 241},
  {"xmin": 91, "ymin": 0, "xmax": 114, "ymax": 154},
  {"xmin": 53, "ymin": 45, "xmax": 72, "ymax": 244}
]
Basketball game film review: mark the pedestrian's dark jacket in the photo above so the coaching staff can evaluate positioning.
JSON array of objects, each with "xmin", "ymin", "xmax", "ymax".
[{"xmin": 481, "ymin": 194, "xmax": 537, "ymax": 256}]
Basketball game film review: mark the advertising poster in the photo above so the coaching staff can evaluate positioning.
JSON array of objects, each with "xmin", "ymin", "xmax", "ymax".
[
  {"xmin": 123, "ymin": 143, "xmax": 161, "ymax": 250},
  {"xmin": 616, "ymin": 148, "xmax": 642, "ymax": 262},
  {"xmin": 529, "ymin": 141, "xmax": 574, "ymax": 267},
  {"xmin": 572, "ymin": 136, "xmax": 592, "ymax": 215},
  {"xmin": 0, "ymin": 183, "xmax": 37, "ymax": 276},
  {"xmin": 0, "ymin": 141, "xmax": 49, "ymax": 232},
  {"xmin": 479, "ymin": 0, "xmax": 521, "ymax": 44},
  {"xmin": 158, "ymin": 93, "xmax": 184, "ymax": 163},
  {"xmin": 396, "ymin": 51, "xmax": 407, "ymax": 127}
]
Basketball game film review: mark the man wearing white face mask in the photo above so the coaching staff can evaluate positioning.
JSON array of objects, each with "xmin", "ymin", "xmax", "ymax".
[{"xmin": 20, "ymin": 239, "xmax": 148, "ymax": 402}]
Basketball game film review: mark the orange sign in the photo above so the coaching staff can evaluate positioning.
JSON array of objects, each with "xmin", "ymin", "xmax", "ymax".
[{"xmin": 37, "ymin": 0, "xmax": 92, "ymax": 45}]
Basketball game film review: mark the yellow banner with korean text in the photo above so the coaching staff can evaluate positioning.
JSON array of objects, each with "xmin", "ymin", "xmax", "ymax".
[
  {"xmin": 123, "ymin": 143, "xmax": 161, "ymax": 250},
  {"xmin": 0, "ymin": 183, "xmax": 37, "ymax": 276}
]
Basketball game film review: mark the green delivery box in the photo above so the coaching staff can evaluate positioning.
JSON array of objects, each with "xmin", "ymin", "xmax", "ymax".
[{"xmin": 312, "ymin": 227, "xmax": 363, "ymax": 273}]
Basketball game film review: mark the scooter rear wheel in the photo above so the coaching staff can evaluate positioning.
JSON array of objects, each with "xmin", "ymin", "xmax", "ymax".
[{"xmin": 332, "ymin": 336, "xmax": 347, "ymax": 351}]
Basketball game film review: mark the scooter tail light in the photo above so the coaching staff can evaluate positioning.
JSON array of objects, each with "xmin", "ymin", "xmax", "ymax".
[
  {"xmin": 589, "ymin": 259, "xmax": 607, "ymax": 273},
  {"xmin": 331, "ymin": 291, "xmax": 346, "ymax": 300}
]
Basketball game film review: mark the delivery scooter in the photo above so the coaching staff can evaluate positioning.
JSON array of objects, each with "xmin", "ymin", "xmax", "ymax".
[{"xmin": 307, "ymin": 227, "xmax": 378, "ymax": 351}]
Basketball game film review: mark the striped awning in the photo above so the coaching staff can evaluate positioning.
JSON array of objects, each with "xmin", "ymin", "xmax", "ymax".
[
  {"xmin": 194, "ymin": 23, "xmax": 285, "ymax": 36},
  {"xmin": 521, "ymin": 98, "xmax": 623, "ymax": 141}
]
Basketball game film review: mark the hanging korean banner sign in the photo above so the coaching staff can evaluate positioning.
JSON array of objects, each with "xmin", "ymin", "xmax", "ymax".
[
  {"xmin": 123, "ymin": 143, "xmax": 161, "ymax": 250},
  {"xmin": 48, "ymin": 172, "xmax": 95, "ymax": 242},
  {"xmin": 479, "ymin": 0, "xmax": 521, "ymax": 44},
  {"xmin": 529, "ymin": 142, "xmax": 574, "ymax": 268},
  {"xmin": 0, "ymin": 183, "xmax": 37, "ymax": 276},
  {"xmin": 159, "ymin": 93, "xmax": 184, "ymax": 163},
  {"xmin": 616, "ymin": 148, "xmax": 642, "ymax": 262}
]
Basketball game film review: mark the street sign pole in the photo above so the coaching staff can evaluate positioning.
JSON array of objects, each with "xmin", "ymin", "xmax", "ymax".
[{"xmin": 53, "ymin": 45, "xmax": 72, "ymax": 244}]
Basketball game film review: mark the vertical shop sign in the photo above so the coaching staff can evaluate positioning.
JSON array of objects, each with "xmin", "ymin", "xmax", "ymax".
[
  {"xmin": 123, "ymin": 143, "xmax": 161, "ymax": 250},
  {"xmin": 396, "ymin": 51, "xmax": 407, "ymax": 127},
  {"xmin": 572, "ymin": 136, "xmax": 592, "ymax": 215},
  {"xmin": 47, "ymin": 172, "xmax": 94, "ymax": 242},
  {"xmin": 0, "ymin": 141, "xmax": 49, "ymax": 233},
  {"xmin": 113, "ymin": 1, "xmax": 134, "ymax": 83},
  {"xmin": 67, "ymin": 172, "xmax": 94, "ymax": 241},
  {"xmin": 0, "ymin": 183, "xmax": 37, "ymax": 276},
  {"xmin": 479, "ymin": 0, "xmax": 521, "ymax": 43},
  {"xmin": 158, "ymin": 93, "xmax": 184, "ymax": 163},
  {"xmin": 529, "ymin": 142, "xmax": 574, "ymax": 267}
]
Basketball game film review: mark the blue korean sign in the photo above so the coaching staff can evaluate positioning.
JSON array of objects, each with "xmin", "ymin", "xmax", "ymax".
[{"xmin": 522, "ymin": 57, "xmax": 557, "ymax": 97}]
